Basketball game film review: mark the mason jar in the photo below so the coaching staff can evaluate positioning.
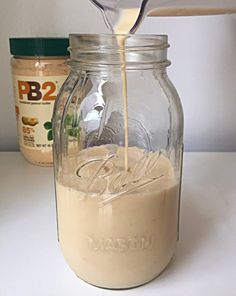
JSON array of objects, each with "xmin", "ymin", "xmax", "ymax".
[{"xmin": 53, "ymin": 34, "xmax": 184, "ymax": 289}]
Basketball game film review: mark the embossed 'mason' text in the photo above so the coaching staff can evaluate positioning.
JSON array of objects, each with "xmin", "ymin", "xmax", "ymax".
[{"xmin": 88, "ymin": 235, "xmax": 155, "ymax": 252}]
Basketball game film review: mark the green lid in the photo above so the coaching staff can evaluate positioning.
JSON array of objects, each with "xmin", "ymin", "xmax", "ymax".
[{"xmin": 9, "ymin": 37, "xmax": 69, "ymax": 57}]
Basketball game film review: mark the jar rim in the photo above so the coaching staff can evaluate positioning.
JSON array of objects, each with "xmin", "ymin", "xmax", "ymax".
[
  {"xmin": 69, "ymin": 33, "xmax": 168, "ymax": 38},
  {"xmin": 69, "ymin": 34, "xmax": 169, "ymax": 51},
  {"xmin": 68, "ymin": 34, "xmax": 170, "ymax": 70}
]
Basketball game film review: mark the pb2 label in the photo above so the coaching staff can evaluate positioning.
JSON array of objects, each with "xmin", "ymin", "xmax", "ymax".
[
  {"xmin": 13, "ymin": 75, "xmax": 67, "ymax": 150},
  {"xmin": 18, "ymin": 80, "xmax": 58, "ymax": 101}
]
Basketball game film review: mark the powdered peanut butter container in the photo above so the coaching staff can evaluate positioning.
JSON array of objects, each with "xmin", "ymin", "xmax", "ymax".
[{"xmin": 9, "ymin": 38, "xmax": 69, "ymax": 166}]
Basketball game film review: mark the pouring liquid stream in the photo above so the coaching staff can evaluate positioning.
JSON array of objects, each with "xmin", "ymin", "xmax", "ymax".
[
  {"xmin": 113, "ymin": 9, "xmax": 141, "ymax": 171},
  {"xmin": 91, "ymin": 0, "xmax": 236, "ymax": 171}
]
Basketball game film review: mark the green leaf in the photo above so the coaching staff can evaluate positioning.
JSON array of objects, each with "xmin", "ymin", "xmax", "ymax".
[
  {"xmin": 47, "ymin": 130, "xmax": 53, "ymax": 141},
  {"xmin": 68, "ymin": 128, "xmax": 77, "ymax": 137},
  {"xmin": 68, "ymin": 126, "xmax": 81, "ymax": 138},
  {"xmin": 44, "ymin": 121, "xmax": 52, "ymax": 130},
  {"xmin": 65, "ymin": 115, "xmax": 72, "ymax": 126}
]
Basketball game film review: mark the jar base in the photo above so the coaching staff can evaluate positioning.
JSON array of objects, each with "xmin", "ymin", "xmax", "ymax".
[
  {"xmin": 74, "ymin": 254, "xmax": 175, "ymax": 290},
  {"xmin": 20, "ymin": 146, "xmax": 53, "ymax": 167}
]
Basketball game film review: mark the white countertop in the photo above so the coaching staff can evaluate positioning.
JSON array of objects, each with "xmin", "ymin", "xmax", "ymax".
[{"xmin": 0, "ymin": 152, "xmax": 236, "ymax": 296}]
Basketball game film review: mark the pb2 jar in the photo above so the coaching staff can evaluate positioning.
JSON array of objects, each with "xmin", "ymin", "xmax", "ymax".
[{"xmin": 10, "ymin": 38, "xmax": 69, "ymax": 166}]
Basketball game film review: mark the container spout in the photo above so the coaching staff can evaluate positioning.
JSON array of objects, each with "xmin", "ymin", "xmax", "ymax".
[{"xmin": 90, "ymin": 0, "xmax": 236, "ymax": 33}]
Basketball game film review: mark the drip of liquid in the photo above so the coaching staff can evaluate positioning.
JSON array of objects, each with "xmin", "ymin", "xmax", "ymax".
[
  {"xmin": 119, "ymin": 42, "xmax": 129, "ymax": 171},
  {"xmin": 113, "ymin": 9, "xmax": 141, "ymax": 171}
]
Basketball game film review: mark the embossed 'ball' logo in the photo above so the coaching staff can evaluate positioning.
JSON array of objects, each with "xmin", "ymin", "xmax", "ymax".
[{"xmin": 75, "ymin": 151, "xmax": 164, "ymax": 205}]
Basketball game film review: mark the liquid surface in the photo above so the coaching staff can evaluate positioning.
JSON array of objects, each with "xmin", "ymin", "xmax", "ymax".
[{"xmin": 56, "ymin": 145, "xmax": 180, "ymax": 288}]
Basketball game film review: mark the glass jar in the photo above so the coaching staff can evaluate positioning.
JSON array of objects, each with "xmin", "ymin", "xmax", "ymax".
[
  {"xmin": 10, "ymin": 38, "xmax": 69, "ymax": 166},
  {"xmin": 53, "ymin": 34, "xmax": 184, "ymax": 289}
]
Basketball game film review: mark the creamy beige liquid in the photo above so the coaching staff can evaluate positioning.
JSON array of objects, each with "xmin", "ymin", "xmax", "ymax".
[
  {"xmin": 55, "ymin": 9, "xmax": 179, "ymax": 289},
  {"xmin": 117, "ymin": 40, "xmax": 129, "ymax": 171},
  {"xmin": 57, "ymin": 1, "xmax": 236, "ymax": 288},
  {"xmin": 100, "ymin": 3, "xmax": 236, "ymax": 35},
  {"xmin": 56, "ymin": 146, "xmax": 180, "ymax": 289},
  {"xmin": 113, "ymin": 8, "xmax": 141, "ymax": 171},
  {"xmin": 149, "ymin": 7, "xmax": 236, "ymax": 16}
]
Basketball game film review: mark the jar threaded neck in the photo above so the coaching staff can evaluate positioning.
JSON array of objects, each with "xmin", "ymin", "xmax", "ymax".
[{"xmin": 69, "ymin": 34, "xmax": 170, "ymax": 70}]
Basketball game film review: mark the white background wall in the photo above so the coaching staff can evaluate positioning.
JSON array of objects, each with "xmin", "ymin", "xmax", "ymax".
[{"xmin": 0, "ymin": 0, "xmax": 236, "ymax": 152}]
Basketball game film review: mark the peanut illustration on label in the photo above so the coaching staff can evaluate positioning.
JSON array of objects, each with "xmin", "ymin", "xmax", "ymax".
[{"xmin": 22, "ymin": 116, "xmax": 39, "ymax": 126}]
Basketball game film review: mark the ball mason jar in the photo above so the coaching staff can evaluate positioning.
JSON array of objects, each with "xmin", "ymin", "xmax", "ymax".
[{"xmin": 53, "ymin": 34, "xmax": 184, "ymax": 289}]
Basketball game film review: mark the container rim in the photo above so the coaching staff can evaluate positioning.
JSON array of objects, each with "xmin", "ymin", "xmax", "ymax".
[{"xmin": 69, "ymin": 34, "xmax": 169, "ymax": 51}]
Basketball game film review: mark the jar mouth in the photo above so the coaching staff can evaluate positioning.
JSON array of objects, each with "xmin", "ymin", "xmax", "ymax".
[
  {"xmin": 69, "ymin": 34, "xmax": 169, "ymax": 51},
  {"xmin": 69, "ymin": 34, "xmax": 170, "ymax": 69}
]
